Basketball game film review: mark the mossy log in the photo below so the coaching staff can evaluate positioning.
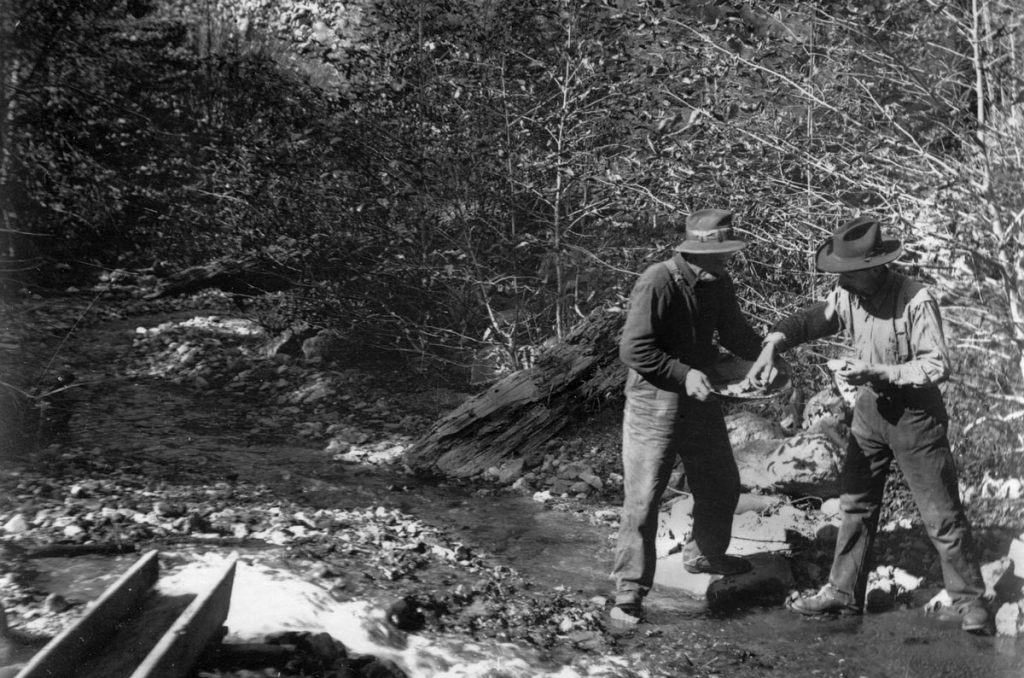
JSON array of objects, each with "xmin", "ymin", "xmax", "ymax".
[{"xmin": 406, "ymin": 307, "xmax": 626, "ymax": 478}]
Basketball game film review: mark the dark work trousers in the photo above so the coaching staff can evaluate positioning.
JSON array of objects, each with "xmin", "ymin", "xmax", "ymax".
[
  {"xmin": 611, "ymin": 392, "xmax": 741, "ymax": 604},
  {"xmin": 828, "ymin": 386, "xmax": 985, "ymax": 609}
]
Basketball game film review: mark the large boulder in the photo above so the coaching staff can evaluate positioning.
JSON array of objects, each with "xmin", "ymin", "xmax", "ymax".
[
  {"xmin": 726, "ymin": 411, "xmax": 785, "ymax": 446},
  {"xmin": 734, "ymin": 433, "xmax": 842, "ymax": 498},
  {"xmin": 653, "ymin": 552, "xmax": 795, "ymax": 608},
  {"xmin": 653, "ymin": 493, "xmax": 796, "ymax": 607}
]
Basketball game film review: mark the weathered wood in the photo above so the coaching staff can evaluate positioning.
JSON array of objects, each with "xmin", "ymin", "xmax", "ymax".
[
  {"xmin": 15, "ymin": 550, "xmax": 160, "ymax": 678},
  {"xmin": 24, "ymin": 542, "xmax": 141, "ymax": 559},
  {"xmin": 144, "ymin": 257, "xmax": 294, "ymax": 300},
  {"xmin": 406, "ymin": 307, "xmax": 626, "ymax": 477},
  {"xmin": 128, "ymin": 555, "xmax": 237, "ymax": 678}
]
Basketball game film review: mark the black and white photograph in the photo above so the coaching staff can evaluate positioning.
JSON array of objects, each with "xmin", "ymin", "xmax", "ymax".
[{"xmin": 2, "ymin": 1, "xmax": 1023, "ymax": 676}]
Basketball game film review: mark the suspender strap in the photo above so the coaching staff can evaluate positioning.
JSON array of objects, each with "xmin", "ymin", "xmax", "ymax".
[{"xmin": 664, "ymin": 257, "xmax": 698, "ymax": 343}]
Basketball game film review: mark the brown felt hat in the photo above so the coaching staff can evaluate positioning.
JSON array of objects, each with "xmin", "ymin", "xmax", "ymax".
[
  {"xmin": 675, "ymin": 209, "xmax": 746, "ymax": 254},
  {"xmin": 815, "ymin": 216, "xmax": 903, "ymax": 273}
]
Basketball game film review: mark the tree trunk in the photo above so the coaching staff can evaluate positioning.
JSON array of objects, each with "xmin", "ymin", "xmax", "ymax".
[{"xmin": 406, "ymin": 307, "xmax": 625, "ymax": 478}]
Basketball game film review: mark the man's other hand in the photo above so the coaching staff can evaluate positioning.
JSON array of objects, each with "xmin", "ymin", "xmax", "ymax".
[
  {"xmin": 747, "ymin": 333, "xmax": 783, "ymax": 386},
  {"xmin": 836, "ymin": 359, "xmax": 892, "ymax": 386},
  {"xmin": 685, "ymin": 369, "xmax": 713, "ymax": 401}
]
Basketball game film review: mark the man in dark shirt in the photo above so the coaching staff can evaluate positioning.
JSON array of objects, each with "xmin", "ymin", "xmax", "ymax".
[
  {"xmin": 749, "ymin": 216, "xmax": 989, "ymax": 633},
  {"xmin": 610, "ymin": 209, "xmax": 765, "ymax": 625}
]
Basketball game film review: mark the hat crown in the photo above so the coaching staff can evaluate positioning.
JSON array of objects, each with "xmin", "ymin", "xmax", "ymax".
[
  {"xmin": 675, "ymin": 208, "xmax": 745, "ymax": 254},
  {"xmin": 833, "ymin": 217, "xmax": 882, "ymax": 259},
  {"xmin": 685, "ymin": 209, "xmax": 732, "ymax": 234},
  {"xmin": 814, "ymin": 215, "xmax": 903, "ymax": 273}
]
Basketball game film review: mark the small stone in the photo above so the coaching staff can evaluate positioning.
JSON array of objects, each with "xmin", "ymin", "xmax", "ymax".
[
  {"xmin": 1007, "ymin": 539, "xmax": 1024, "ymax": 576},
  {"xmin": 45, "ymin": 593, "xmax": 70, "ymax": 613},
  {"xmin": 62, "ymin": 524, "xmax": 85, "ymax": 538},
  {"xmin": 153, "ymin": 501, "xmax": 171, "ymax": 516},
  {"xmin": 995, "ymin": 602, "xmax": 1023, "ymax": 637},
  {"xmin": 3, "ymin": 514, "xmax": 29, "ymax": 534},
  {"xmin": 387, "ymin": 596, "xmax": 426, "ymax": 631}
]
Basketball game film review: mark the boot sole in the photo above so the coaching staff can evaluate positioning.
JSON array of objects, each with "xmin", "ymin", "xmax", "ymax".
[
  {"xmin": 789, "ymin": 602, "xmax": 861, "ymax": 617},
  {"xmin": 961, "ymin": 620, "xmax": 991, "ymax": 634},
  {"xmin": 792, "ymin": 608, "xmax": 861, "ymax": 617}
]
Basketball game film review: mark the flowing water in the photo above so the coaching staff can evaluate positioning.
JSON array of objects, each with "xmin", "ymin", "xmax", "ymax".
[{"xmin": 6, "ymin": 307, "xmax": 1024, "ymax": 677}]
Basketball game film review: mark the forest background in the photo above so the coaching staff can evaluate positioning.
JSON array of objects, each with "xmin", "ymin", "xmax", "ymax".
[{"xmin": 2, "ymin": 0, "xmax": 1023, "ymax": 481}]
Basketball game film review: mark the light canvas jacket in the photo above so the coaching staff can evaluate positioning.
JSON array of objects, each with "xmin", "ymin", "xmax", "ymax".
[{"xmin": 773, "ymin": 269, "xmax": 950, "ymax": 388}]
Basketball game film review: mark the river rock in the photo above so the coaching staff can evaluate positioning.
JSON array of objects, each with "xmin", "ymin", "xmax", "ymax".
[
  {"xmin": 924, "ymin": 589, "xmax": 953, "ymax": 613},
  {"xmin": 653, "ymin": 552, "xmax": 794, "ymax": 607},
  {"xmin": 981, "ymin": 557, "xmax": 1023, "ymax": 601},
  {"xmin": 3, "ymin": 514, "xmax": 29, "ymax": 534},
  {"xmin": 802, "ymin": 388, "xmax": 850, "ymax": 430},
  {"xmin": 726, "ymin": 411, "xmax": 785, "ymax": 446},
  {"xmin": 733, "ymin": 437, "xmax": 786, "ymax": 486},
  {"xmin": 302, "ymin": 330, "xmax": 345, "ymax": 362},
  {"xmin": 728, "ymin": 510, "xmax": 789, "ymax": 555},
  {"xmin": 655, "ymin": 493, "xmax": 818, "ymax": 560},
  {"xmin": 864, "ymin": 565, "xmax": 923, "ymax": 611},
  {"xmin": 1007, "ymin": 537, "xmax": 1024, "ymax": 576},
  {"xmin": 736, "ymin": 433, "xmax": 842, "ymax": 498},
  {"xmin": 494, "ymin": 458, "xmax": 525, "ymax": 484},
  {"xmin": 996, "ymin": 602, "xmax": 1024, "ymax": 636}
]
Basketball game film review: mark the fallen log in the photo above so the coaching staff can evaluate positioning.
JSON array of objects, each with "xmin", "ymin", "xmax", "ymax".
[
  {"xmin": 143, "ymin": 257, "xmax": 296, "ymax": 301},
  {"xmin": 405, "ymin": 307, "xmax": 626, "ymax": 478}
]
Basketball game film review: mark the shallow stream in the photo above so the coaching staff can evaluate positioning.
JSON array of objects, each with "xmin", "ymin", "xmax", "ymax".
[{"xmin": 6, "ymin": 307, "xmax": 1024, "ymax": 677}]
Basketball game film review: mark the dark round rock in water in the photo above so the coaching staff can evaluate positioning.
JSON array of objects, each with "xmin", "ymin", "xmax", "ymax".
[{"xmin": 386, "ymin": 596, "xmax": 426, "ymax": 632}]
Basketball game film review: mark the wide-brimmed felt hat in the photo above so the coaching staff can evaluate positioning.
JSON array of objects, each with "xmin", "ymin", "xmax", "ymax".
[
  {"xmin": 675, "ymin": 209, "xmax": 746, "ymax": 254},
  {"xmin": 815, "ymin": 216, "xmax": 903, "ymax": 273}
]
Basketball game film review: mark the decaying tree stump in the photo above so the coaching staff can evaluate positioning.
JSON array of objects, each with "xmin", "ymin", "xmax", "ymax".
[{"xmin": 406, "ymin": 307, "xmax": 626, "ymax": 478}]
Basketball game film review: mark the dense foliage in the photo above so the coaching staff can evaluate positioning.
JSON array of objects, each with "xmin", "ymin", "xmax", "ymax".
[{"xmin": 2, "ymin": 0, "xmax": 1022, "ymax": 462}]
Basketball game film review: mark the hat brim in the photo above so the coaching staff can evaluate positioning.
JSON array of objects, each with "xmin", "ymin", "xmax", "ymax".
[
  {"xmin": 815, "ymin": 239, "xmax": 902, "ymax": 273},
  {"xmin": 675, "ymin": 240, "xmax": 746, "ymax": 255}
]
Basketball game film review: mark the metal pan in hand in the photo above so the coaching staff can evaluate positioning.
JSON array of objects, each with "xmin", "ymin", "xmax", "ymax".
[{"xmin": 707, "ymin": 355, "xmax": 792, "ymax": 402}]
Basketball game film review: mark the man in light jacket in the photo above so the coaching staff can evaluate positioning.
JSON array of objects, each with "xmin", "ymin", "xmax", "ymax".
[{"xmin": 749, "ymin": 215, "xmax": 989, "ymax": 633}]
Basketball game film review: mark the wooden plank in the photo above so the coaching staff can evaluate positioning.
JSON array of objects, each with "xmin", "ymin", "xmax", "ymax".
[
  {"xmin": 128, "ymin": 555, "xmax": 237, "ymax": 678},
  {"xmin": 73, "ymin": 589, "xmax": 195, "ymax": 678},
  {"xmin": 16, "ymin": 550, "xmax": 160, "ymax": 678}
]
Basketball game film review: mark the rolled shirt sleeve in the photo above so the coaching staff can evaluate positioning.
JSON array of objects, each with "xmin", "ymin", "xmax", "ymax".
[{"xmin": 772, "ymin": 300, "xmax": 841, "ymax": 352}]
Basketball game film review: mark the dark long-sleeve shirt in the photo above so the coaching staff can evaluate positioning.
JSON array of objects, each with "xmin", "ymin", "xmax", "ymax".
[
  {"xmin": 619, "ymin": 254, "xmax": 763, "ymax": 395},
  {"xmin": 773, "ymin": 269, "xmax": 949, "ymax": 387}
]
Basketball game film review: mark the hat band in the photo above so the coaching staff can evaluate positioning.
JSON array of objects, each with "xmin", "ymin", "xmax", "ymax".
[{"xmin": 688, "ymin": 227, "xmax": 735, "ymax": 243}]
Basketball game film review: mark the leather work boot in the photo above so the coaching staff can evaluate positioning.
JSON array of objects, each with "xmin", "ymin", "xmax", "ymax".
[
  {"xmin": 609, "ymin": 595, "xmax": 644, "ymax": 628},
  {"xmin": 960, "ymin": 604, "xmax": 991, "ymax": 633},
  {"xmin": 788, "ymin": 584, "xmax": 861, "ymax": 616},
  {"xmin": 929, "ymin": 601, "xmax": 991, "ymax": 633},
  {"xmin": 683, "ymin": 554, "xmax": 752, "ymax": 576}
]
